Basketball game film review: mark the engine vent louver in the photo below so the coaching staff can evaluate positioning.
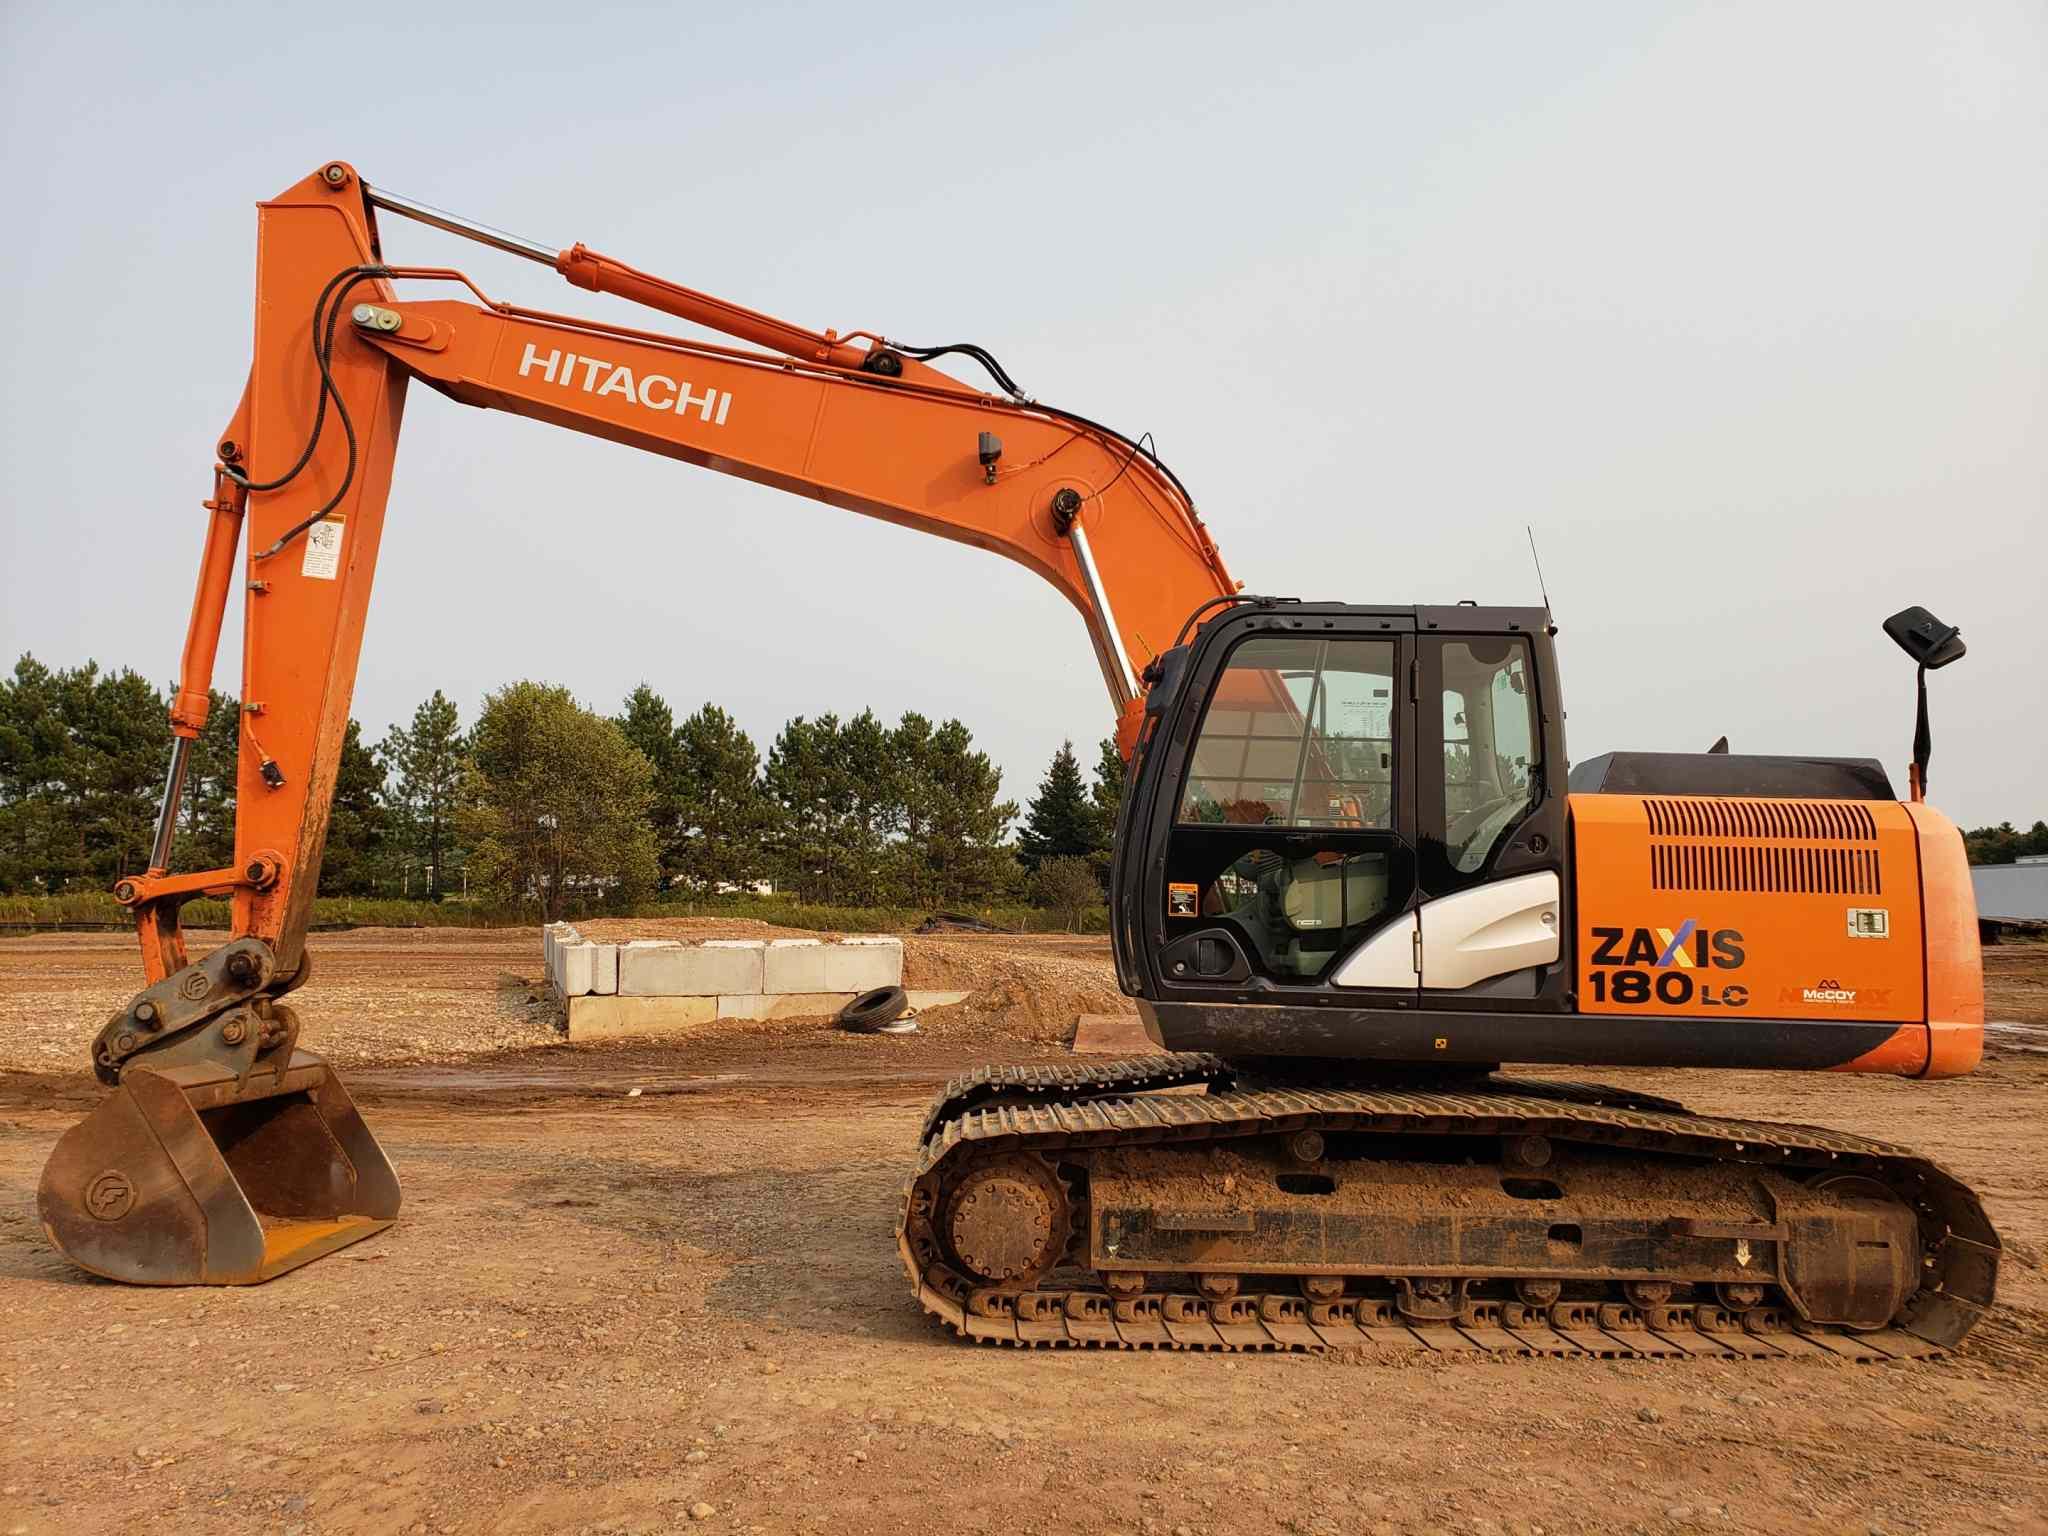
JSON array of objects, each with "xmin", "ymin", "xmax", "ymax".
[
  {"xmin": 1643, "ymin": 797, "xmax": 1877, "ymax": 841},
  {"xmin": 1644, "ymin": 797, "xmax": 1882, "ymax": 896}
]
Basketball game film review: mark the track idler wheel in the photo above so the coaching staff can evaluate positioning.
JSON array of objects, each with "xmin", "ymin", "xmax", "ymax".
[{"xmin": 940, "ymin": 1153, "xmax": 1069, "ymax": 1287}]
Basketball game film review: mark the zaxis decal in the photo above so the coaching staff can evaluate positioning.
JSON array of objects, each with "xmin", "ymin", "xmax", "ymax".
[{"xmin": 1587, "ymin": 921, "xmax": 1748, "ymax": 1009}]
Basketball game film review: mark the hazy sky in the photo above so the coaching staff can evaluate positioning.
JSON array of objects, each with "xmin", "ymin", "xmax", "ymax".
[{"xmin": 3, "ymin": 2, "xmax": 2041, "ymax": 828}]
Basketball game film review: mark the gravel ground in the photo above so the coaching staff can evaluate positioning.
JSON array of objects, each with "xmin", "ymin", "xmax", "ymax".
[{"xmin": 1, "ymin": 930, "xmax": 2043, "ymax": 1536}]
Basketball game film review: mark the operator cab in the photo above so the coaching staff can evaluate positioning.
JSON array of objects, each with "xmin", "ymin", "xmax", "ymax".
[{"xmin": 1111, "ymin": 601, "xmax": 1569, "ymax": 1054}]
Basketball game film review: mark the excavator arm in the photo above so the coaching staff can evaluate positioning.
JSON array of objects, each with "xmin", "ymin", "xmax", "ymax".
[{"xmin": 38, "ymin": 161, "xmax": 1235, "ymax": 1285}]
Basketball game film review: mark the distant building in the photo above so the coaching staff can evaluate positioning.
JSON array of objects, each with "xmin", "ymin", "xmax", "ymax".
[{"xmin": 1971, "ymin": 855, "xmax": 2048, "ymax": 925}]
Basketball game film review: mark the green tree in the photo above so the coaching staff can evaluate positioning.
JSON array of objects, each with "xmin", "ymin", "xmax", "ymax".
[
  {"xmin": 458, "ymin": 682, "xmax": 658, "ymax": 919},
  {"xmin": 1017, "ymin": 740, "xmax": 1100, "ymax": 873},
  {"xmin": 319, "ymin": 720, "xmax": 391, "ymax": 896},
  {"xmin": 1963, "ymin": 820, "xmax": 2048, "ymax": 866},
  {"xmin": 1086, "ymin": 736, "xmax": 1128, "ymax": 887},
  {"xmin": 762, "ymin": 712, "xmax": 879, "ymax": 903},
  {"xmin": 671, "ymin": 703, "xmax": 774, "ymax": 896},
  {"xmin": 762, "ymin": 715, "xmax": 832, "ymax": 902},
  {"xmin": 172, "ymin": 689, "xmax": 241, "ymax": 875},
  {"xmin": 379, "ymin": 689, "xmax": 468, "ymax": 899},
  {"xmin": 614, "ymin": 683, "xmax": 685, "ymax": 888},
  {"xmin": 0, "ymin": 654, "xmax": 75, "ymax": 892},
  {"xmin": 65, "ymin": 663, "xmax": 167, "ymax": 886},
  {"xmin": 1030, "ymin": 855, "xmax": 1101, "ymax": 932},
  {"xmin": 889, "ymin": 713, "xmax": 1019, "ymax": 907},
  {"xmin": 837, "ymin": 709, "xmax": 896, "ymax": 904},
  {"xmin": 1091, "ymin": 738, "xmax": 1127, "ymax": 829}
]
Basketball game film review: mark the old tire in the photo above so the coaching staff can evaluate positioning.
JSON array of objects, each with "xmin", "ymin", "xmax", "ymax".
[{"xmin": 838, "ymin": 985, "xmax": 909, "ymax": 1033}]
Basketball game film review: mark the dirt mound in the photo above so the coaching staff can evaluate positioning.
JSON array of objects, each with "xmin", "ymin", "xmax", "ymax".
[{"xmin": 901, "ymin": 934, "xmax": 1132, "ymax": 1043}]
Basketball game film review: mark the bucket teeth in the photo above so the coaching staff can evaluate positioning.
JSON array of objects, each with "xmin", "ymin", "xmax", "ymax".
[{"xmin": 37, "ymin": 1048, "xmax": 399, "ymax": 1285}]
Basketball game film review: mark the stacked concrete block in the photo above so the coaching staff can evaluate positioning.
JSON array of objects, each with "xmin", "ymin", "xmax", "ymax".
[
  {"xmin": 761, "ymin": 938, "xmax": 832, "ymax": 993},
  {"xmin": 619, "ymin": 938, "xmax": 765, "ymax": 997},
  {"xmin": 761, "ymin": 936, "xmax": 904, "ymax": 992},
  {"xmin": 831, "ymin": 936, "xmax": 902, "ymax": 991},
  {"xmin": 546, "ymin": 928, "xmax": 908, "ymax": 1042},
  {"xmin": 545, "ymin": 924, "xmax": 618, "ymax": 999}
]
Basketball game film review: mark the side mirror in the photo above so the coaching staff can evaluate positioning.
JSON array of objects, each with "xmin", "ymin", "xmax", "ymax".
[
  {"xmin": 1883, "ymin": 606, "xmax": 1965, "ymax": 670},
  {"xmin": 1883, "ymin": 606, "xmax": 1965, "ymax": 802}
]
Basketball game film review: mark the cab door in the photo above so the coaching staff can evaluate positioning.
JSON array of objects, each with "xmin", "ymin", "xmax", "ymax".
[
  {"xmin": 1135, "ymin": 610, "xmax": 1420, "ymax": 1007},
  {"xmin": 1412, "ymin": 628, "xmax": 1568, "ymax": 1005}
]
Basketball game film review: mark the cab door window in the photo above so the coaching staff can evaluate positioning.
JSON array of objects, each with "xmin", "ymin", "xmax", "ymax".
[
  {"xmin": 1168, "ymin": 636, "xmax": 1411, "ymax": 981},
  {"xmin": 1177, "ymin": 636, "xmax": 1396, "ymax": 829},
  {"xmin": 1428, "ymin": 638, "xmax": 1541, "ymax": 886}
]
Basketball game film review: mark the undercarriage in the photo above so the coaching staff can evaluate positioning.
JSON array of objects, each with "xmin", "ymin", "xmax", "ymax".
[{"xmin": 897, "ymin": 1055, "xmax": 2000, "ymax": 1358}]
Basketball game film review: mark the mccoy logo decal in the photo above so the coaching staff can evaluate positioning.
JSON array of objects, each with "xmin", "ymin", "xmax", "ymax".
[
  {"xmin": 1798, "ymin": 979, "xmax": 1856, "ymax": 1005},
  {"xmin": 1777, "ymin": 977, "xmax": 1890, "ymax": 1008},
  {"xmin": 1588, "ymin": 920, "xmax": 1747, "ymax": 1009},
  {"xmin": 518, "ymin": 344, "xmax": 733, "ymax": 425}
]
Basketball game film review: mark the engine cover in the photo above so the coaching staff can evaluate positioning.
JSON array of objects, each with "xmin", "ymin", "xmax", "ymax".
[{"xmin": 1571, "ymin": 793, "xmax": 1924, "ymax": 1025}]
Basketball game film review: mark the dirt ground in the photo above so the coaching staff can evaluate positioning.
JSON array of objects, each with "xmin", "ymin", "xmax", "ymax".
[{"xmin": 2, "ymin": 929, "xmax": 2045, "ymax": 1536}]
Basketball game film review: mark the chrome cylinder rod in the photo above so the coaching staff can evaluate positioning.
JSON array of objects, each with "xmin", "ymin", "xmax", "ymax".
[
  {"xmin": 1067, "ymin": 520, "xmax": 1141, "ymax": 713},
  {"xmin": 147, "ymin": 735, "xmax": 193, "ymax": 874},
  {"xmin": 363, "ymin": 184, "xmax": 559, "ymax": 267}
]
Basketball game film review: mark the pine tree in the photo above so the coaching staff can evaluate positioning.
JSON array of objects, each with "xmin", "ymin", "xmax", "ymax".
[
  {"xmin": 174, "ymin": 688, "xmax": 241, "ymax": 875},
  {"xmin": 319, "ymin": 719, "xmax": 391, "ymax": 896},
  {"xmin": 837, "ymin": 709, "xmax": 896, "ymax": 904},
  {"xmin": 889, "ymin": 714, "xmax": 1017, "ymax": 906},
  {"xmin": 0, "ymin": 655, "xmax": 74, "ymax": 892},
  {"xmin": 379, "ymin": 689, "xmax": 467, "ymax": 899},
  {"xmin": 761, "ymin": 711, "xmax": 896, "ymax": 903},
  {"xmin": 1017, "ymin": 740, "xmax": 1099, "ymax": 872},
  {"xmin": 1091, "ymin": 738, "xmax": 1126, "ymax": 829},
  {"xmin": 762, "ymin": 715, "xmax": 841, "ymax": 902},
  {"xmin": 614, "ymin": 683, "xmax": 685, "ymax": 888},
  {"xmin": 1084, "ymin": 737, "xmax": 1128, "ymax": 888},
  {"xmin": 672, "ymin": 703, "xmax": 773, "ymax": 896},
  {"xmin": 67, "ymin": 663, "xmax": 168, "ymax": 885}
]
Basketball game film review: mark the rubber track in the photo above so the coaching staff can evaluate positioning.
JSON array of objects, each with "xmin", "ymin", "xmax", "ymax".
[
  {"xmin": 918, "ymin": 1052, "xmax": 1232, "ymax": 1143},
  {"xmin": 899, "ymin": 1082, "xmax": 1999, "ymax": 1358}
]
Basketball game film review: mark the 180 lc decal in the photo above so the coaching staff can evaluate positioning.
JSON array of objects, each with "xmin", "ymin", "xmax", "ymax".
[{"xmin": 1587, "ymin": 919, "xmax": 1748, "ymax": 1008}]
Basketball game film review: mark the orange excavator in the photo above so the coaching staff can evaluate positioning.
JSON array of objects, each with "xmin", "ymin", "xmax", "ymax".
[{"xmin": 40, "ymin": 164, "xmax": 1998, "ymax": 1361}]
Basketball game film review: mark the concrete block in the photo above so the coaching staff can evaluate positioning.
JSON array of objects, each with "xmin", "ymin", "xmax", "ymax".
[
  {"xmin": 762, "ymin": 939, "xmax": 830, "ymax": 993},
  {"xmin": 716, "ymin": 991, "xmax": 852, "ymax": 1020},
  {"xmin": 559, "ymin": 942, "xmax": 597, "ymax": 997},
  {"xmin": 620, "ymin": 939, "xmax": 764, "ymax": 996},
  {"xmin": 546, "ymin": 924, "xmax": 584, "ymax": 993},
  {"xmin": 590, "ymin": 942, "xmax": 618, "ymax": 995},
  {"xmin": 824, "ymin": 936, "xmax": 902, "ymax": 992},
  {"xmin": 566, "ymin": 993, "xmax": 716, "ymax": 1042}
]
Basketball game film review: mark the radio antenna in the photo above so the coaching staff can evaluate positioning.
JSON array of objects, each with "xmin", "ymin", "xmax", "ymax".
[{"xmin": 1525, "ymin": 525, "xmax": 1553, "ymax": 625}]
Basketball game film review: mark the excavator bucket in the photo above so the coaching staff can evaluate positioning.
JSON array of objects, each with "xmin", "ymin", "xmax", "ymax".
[{"xmin": 37, "ymin": 1049, "xmax": 398, "ymax": 1285}]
